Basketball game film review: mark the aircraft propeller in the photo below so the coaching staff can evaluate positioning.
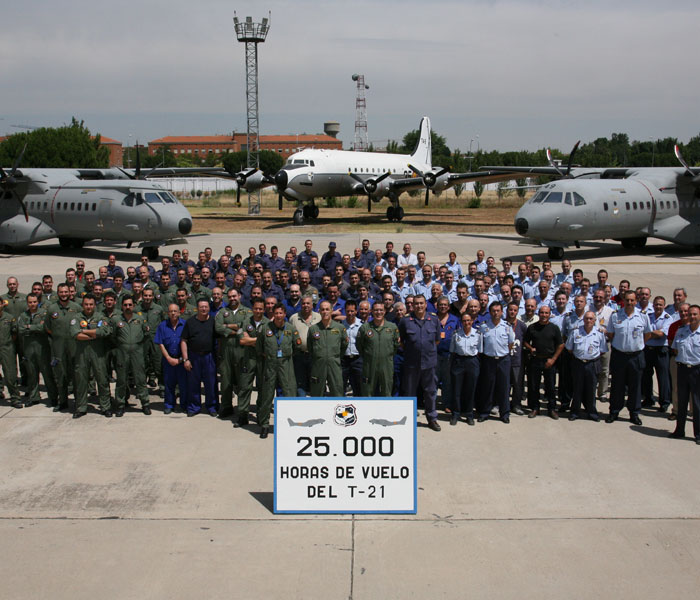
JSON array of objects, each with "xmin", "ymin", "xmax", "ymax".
[
  {"xmin": 0, "ymin": 143, "xmax": 29, "ymax": 222},
  {"xmin": 348, "ymin": 171, "xmax": 392, "ymax": 212},
  {"xmin": 407, "ymin": 164, "xmax": 449, "ymax": 206},
  {"xmin": 673, "ymin": 145, "xmax": 700, "ymax": 184},
  {"xmin": 234, "ymin": 167, "xmax": 258, "ymax": 206},
  {"xmin": 546, "ymin": 141, "xmax": 581, "ymax": 178}
]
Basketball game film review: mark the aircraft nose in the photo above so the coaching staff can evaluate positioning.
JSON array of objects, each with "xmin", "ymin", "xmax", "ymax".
[
  {"xmin": 274, "ymin": 170, "xmax": 288, "ymax": 189},
  {"xmin": 179, "ymin": 218, "xmax": 192, "ymax": 235},
  {"xmin": 515, "ymin": 217, "xmax": 529, "ymax": 236}
]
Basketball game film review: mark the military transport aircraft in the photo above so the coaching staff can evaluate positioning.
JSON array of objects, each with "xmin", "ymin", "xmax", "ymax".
[
  {"xmin": 482, "ymin": 144, "xmax": 700, "ymax": 258},
  {"xmin": 241, "ymin": 117, "xmax": 517, "ymax": 225},
  {"xmin": 0, "ymin": 147, "xmax": 229, "ymax": 258}
]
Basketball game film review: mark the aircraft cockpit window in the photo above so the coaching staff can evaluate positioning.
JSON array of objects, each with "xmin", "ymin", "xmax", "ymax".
[
  {"xmin": 145, "ymin": 193, "xmax": 163, "ymax": 204},
  {"xmin": 310, "ymin": 160, "xmax": 315, "ymax": 167},
  {"xmin": 544, "ymin": 192, "xmax": 563, "ymax": 203},
  {"xmin": 530, "ymin": 192, "xmax": 547, "ymax": 203},
  {"xmin": 135, "ymin": 193, "xmax": 144, "ymax": 206},
  {"xmin": 122, "ymin": 193, "xmax": 135, "ymax": 207},
  {"xmin": 603, "ymin": 202, "xmax": 609, "ymax": 211},
  {"xmin": 158, "ymin": 192, "xmax": 175, "ymax": 204},
  {"xmin": 573, "ymin": 192, "xmax": 586, "ymax": 206},
  {"xmin": 564, "ymin": 193, "xmax": 572, "ymax": 205},
  {"xmin": 294, "ymin": 160, "xmax": 304, "ymax": 165}
]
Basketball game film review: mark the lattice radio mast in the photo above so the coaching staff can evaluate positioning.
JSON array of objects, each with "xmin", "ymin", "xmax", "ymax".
[
  {"xmin": 352, "ymin": 74, "xmax": 369, "ymax": 152},
  {"xmin": 234, "ymin": 11, "xmax": 270, "ymax": 214}
]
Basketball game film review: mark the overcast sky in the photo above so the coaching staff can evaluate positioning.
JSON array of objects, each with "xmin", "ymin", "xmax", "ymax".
[{"xmin": 2, "ymin": 0, "xmax": 699, "ymax": 152}]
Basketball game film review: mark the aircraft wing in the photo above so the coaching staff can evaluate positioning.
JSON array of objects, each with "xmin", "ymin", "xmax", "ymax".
[
  {"xmin": 126, "ymin": 167, "xmax": 236, "ymax": 179},
  {"xmin": 445, "ymin": 169, "xmax": 532, "ymax": 185}
]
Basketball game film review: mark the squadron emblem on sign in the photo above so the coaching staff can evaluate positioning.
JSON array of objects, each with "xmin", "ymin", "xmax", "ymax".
[{"xmin": 334, "ymin": 404, "xmax": 357, "ymax": 427}]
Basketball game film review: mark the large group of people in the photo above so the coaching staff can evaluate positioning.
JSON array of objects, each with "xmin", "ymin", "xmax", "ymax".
[{"xmin": 1, "ymin": 239, "xmax": 698, "ymax": 443}]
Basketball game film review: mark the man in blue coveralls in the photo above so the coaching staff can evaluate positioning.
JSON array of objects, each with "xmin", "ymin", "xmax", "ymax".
[
  {"xmin": 399, "ymin": 294, "xmax": 441, "ymax": 431},
  {"xmin": 155, "ymin": 304, "xmax": 188, "ymax": 414}
]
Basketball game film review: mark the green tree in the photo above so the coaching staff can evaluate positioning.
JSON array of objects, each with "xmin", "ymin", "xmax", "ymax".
[
  {"xmin": 0, "ymin": 117, "xmax": 109, "ymax": 168},
  {"xmin": 400, "ymin": 129, "xmax": 451, "ymax": 167},
  {"xmin": 222, "ymin": 150, "xmax": 284, "ymax": 175},
  {"xmin": 473, "ymin": 181, "xmax": 484, "ymax": 198}
]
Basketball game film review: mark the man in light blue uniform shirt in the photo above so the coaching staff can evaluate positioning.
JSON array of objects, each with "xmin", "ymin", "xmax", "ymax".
[
  {"xmin": 566, "ymin": 311, "xmax": 607, "ymax": 421},
  {"xmin": 477, "ymin": 302, "xmax": 515, "ymax": 423},
  {"xmin": 605, "ymin": 291, "xmax": 652, "ymax": 425},
  {"xmin": 643, "ymin": 295, "xmax": 673, "ymax": 413},
  {"xmin": 669, "ymin": 305, "xmax": 700, "ymax": 443}
]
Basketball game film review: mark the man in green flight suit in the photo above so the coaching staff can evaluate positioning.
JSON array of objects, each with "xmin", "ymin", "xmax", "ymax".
[
  {"xmin": 0, "ymin": 298, "xmax": 20, "ymax": 408},
  {"xmin": 307, "ymin": 300, "xmax": 349, "ymax": 396},
  {"xmin": 45, "ymin": 283, "xmax": 81, "ymax": 412},
  {"xmin": 357, "ymin": 302, "xmax": 400, "ymax": 396},
  {"xmin": 17, "ymin": 293, "xmax": 58, "ymax": 407},
  {"xmin": 70, "ymin": 294, "xmax": 113, "ymax": 418},
  {"xmin": 214, "ymin": 288, "xmax": 252, "ymax": 420},
  {"xmin": 111, "ymin": 295, "xmax": 151, "ymax": 417},
  {"xmin": 138, "ymin": 288, "xmax": 164, "ymax": 393},
  {"xmin": 236, "ymin": 298, "xmax": 268, "ymax": 428},
  {"xmin": 255, "ymin": 303, "xmax": 299, "ymax": 438}
]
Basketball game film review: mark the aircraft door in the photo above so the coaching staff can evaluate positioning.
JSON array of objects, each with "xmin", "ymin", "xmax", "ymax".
[{"xmin": 97, "ymin": 198, "xmax": 114, "ymax": 231}]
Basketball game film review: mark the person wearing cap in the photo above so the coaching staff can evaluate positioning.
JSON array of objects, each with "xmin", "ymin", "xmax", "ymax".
[
  {"xmin": 669, "ymin": 304, "xmax": 700, "ymax": 443},
  {"xmin": 566, "ymin": 311, "xmax": 607, "ymax": 421},
  {"xmin": 320, "ymin": 241, "xmax": 342, "ymax": 273}
]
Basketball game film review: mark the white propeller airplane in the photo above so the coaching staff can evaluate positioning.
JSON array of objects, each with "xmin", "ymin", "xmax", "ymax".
[
  {"xmin": 0, "ymin": 146, "xmax": 228, "ymax": 258},
  {"xmin": 240, "ymin": 117, "xmax": 516, "ymax": 225},
  {"xmin": 482, "ymin": 143, "xmax": 700, "ymax": 258}
]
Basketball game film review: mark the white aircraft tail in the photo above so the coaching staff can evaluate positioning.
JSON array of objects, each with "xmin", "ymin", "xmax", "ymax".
[{"xmin": 409, "ymin": 117, "xmax": 432, "ymax": 168}]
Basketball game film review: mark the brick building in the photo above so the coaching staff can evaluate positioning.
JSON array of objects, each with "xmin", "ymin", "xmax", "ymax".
[{"xmin": 147, "ymin": 133, "xmax": 342, "ymax": 161}]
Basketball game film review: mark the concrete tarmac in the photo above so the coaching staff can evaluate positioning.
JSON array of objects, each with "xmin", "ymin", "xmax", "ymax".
[{"xmin": 1, "ymin": 233, "xmax": 699, "ymax": 599}]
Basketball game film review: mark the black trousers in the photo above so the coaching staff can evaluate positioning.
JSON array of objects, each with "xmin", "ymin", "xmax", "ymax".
[
  {"xmin": 478, "ymin": 356, "xmax": 510, "ymax": 417},
  {"xmin": 451, "ymin": 355, "xmax": 480, "ymax": 417},
  {"xmin": 571, "ymin": 357, "xmax": 600, "ymax": 417},
  {"xmin": 642, "ymin": 346, "xmax": 670, "ymax": 408},
  {"xmin": 341, "ymin": 355, "xmax": 363, "ymax": 397},
  {"xmin": 527, "ymin": 356, "xmax": 557, "ymax": 412},
  {"xmin": 610, "ymin": 349, "xmax": 645, "ymax": 416},
  {"xmin": 676, "ymin": 363, "xmax": 700, "ymax": 440}
]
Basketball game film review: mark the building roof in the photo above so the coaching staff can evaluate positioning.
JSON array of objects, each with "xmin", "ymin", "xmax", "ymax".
[
  {"xmin": 96, "ymin": 135, "xmax": 121, "ymax": 145},
  {"xmin": 150, "ymin": 135, "xmax": 235, "ymax": 145}
]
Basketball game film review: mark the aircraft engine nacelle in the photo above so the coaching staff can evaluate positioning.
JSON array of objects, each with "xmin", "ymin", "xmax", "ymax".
[
  {"xmin": 369, "ymin": 177, "xmax": 393, "ymax": 200},
  {"xmin": 431, "ymin": 173, "xmax": 452, "ymax": 194},
  {"xmin": 0, "ymin": 215, "xmax": 57, "ymax": 247}
]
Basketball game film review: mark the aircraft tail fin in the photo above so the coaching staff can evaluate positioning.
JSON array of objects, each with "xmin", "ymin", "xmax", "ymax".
[
  {"xmin": 398, "ymin": 416, "xmax": 407, "ymax": 425},
  {"xmin": 409, "ymin": 117, "xmax": 432, "ymax": 168}
]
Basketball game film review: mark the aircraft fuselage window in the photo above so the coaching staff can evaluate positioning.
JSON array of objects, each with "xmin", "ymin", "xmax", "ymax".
[
  {"xmin": 564, "ymin": 193, "xmax": 572, "ymax": 205},
  {"xmin": 145, "ymin": 193, "xmax": 163, "ymax": 204},
  {"xmin": 633, "ymin": 202, "xmax": 638, "ymax": 210},
  {"xmin": 673, "ymin": 201, "xmax": 678, "ymax": 209},
  {"xmin": 44, "ymin": 202, "xmax": 47, "ymax": 210},
  {"xmin": 647, "ymin": 202, "xmax": 651, "ymax": 209},
  {"xmin": 123, "ymin": 193, "xmax": 135, "ymax": 207},
  {"xmin": 573, "ymin": 192, "xmax": 586, "ymax": 206},
  {"xmin": 70, "ymin": 203, "xmax": 75, "ymax": 211},
  {"xmin": 92, "ymin": 203, "xmax": 97, "ymax": 211},
  {"xmin": 625, "ymin": 202, "xmax": 630, "ymax": 210},
  {"xmin": 544, "ymin": 192, "xmax": 563, "ymax": 203},
  {"xmin": 603, "ymin": 202, "xmax": 609, "ymax": 211}
]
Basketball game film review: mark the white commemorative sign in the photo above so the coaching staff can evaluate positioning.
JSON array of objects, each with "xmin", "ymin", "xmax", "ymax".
[{"xmin": 274, "ymin": 397, "xmax": 416, "ymax": 514}]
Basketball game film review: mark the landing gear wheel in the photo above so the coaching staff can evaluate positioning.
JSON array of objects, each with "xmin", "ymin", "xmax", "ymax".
[
  {"xmin": 293, "ymin": 209, "xmax": 304, "ymax": 226},
  {"xmin": 636, "ymin": 237, "xmax": 647, "ymax": 248},
  {"xmin": 386, "ymin": 206, "xmax": 395, "ymax": 221},
  {"xmin": 302, "ymin": 205, "xmax": 311, "ymax": 219},
  {"xmin": 143, "ymin": 246, "xmax": 159, "ymax": 260},
  {"xmin": 621, "ymin": 237, "xmax": 646, "ymax": 250},
  {"xmin": 59, "ymin": 237, "xmax": 71, "ymax": 249},
  {"xmin": 547, "ymin": 247, "xmax": 564, "ymax": 259},
  {"xmin": 72, "ymin": 239, "xmax": 85, "ymax": 249},
  {"xmin": 310, "ymin": 204, "xmax": 319, "ymax": 219},
  {"xmin": 396, "ymin": 207, "xmax": 405, "ymax": 221}
]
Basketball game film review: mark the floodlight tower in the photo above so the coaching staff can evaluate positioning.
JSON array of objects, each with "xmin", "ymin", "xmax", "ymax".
[
  {"xmin": 234, "ymin": 11, "xmax": 270, "ymax": 214},
  {"xmin": 352, "ymin": 74, "xmax": 369, "ymax": 152}
]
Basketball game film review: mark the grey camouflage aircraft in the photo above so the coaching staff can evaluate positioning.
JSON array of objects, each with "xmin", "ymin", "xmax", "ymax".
[{"xmin": 483, "ymin": 144, "xmax": 700, "ymax": 258}]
